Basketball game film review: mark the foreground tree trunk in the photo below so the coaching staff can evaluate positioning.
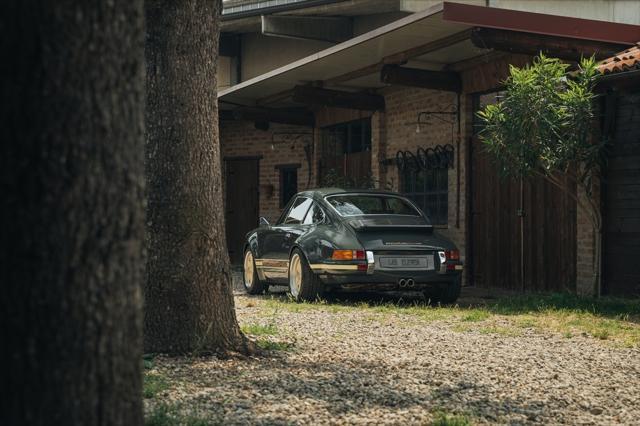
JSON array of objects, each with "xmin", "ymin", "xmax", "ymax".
[
  {"xmin": 0, "ymin": 2, "xmax": 146, "ymax": 425},
  {"xmin": 145, "ymin": 0, "xmax": 251, "ymax": 354}
]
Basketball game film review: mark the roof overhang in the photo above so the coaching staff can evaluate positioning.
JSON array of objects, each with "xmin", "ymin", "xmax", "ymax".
[{"xmin": 219, "ymin": 1, "xmax": 640, "ymax": 110}]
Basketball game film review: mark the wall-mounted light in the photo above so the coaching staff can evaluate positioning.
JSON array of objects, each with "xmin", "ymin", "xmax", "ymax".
[{"xmin": 406, "ymin": 104, "xmax": 458, "ymax": 134}]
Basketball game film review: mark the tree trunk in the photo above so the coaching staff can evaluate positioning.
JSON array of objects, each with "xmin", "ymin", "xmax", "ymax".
[
  {"xmin": 0, "ymin": 2, "xmax": 146, "ymax": 425},
  {"xmin": 144, "ymin": 0, "xmax": 252, "ymax": 354}
]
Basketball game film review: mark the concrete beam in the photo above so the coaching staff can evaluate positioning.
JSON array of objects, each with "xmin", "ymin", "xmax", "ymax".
[{"xmin": 261, "ymin": 15, "xmax": 352, "ymax": 43}]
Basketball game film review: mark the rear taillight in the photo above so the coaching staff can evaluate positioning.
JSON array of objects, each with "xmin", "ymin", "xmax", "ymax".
[
  {"xmin": 445, "ymin": 250, "xmax": 460, "ymax": 261},
  {"xmin": 331, "ymin": 249, "xmax": 365, "ymax": 261}
]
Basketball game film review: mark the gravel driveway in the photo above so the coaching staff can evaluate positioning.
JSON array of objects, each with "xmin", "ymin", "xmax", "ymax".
[{"xmin": 146, "ymin": 282, "xmax": 640, "ymax": 425}]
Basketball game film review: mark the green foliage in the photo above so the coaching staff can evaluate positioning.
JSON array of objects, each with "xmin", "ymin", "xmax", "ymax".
[
  {"xmin": 240, "ymin": 322, "xmax": 278, "ymax": 336},
  {"xmin": 255, "ymin": 339, "xmax": 295, "ymax": 351},
  {"xmin": 144, "ymin": 372, "xmax": 170, "ymax": 399},
  {"xmin": 477, "ymin": 54, "xmax": 602, "ymax": 185},
  {"xmin": 143, "ymin": 354, "xmax": 156, "ymax": 370},
  {"xmin": 145, "ymin": 404, "xmax": 219, "ymax": 426},
  {"xmin": 431, "ymin": 411, "xmax": 471, "ymax": 426}
]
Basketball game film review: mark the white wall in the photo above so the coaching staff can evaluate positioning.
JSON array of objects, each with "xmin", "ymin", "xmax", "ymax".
[{"xmin": 241, "ymin": 33, "xmax": 333, "ymax": 80}]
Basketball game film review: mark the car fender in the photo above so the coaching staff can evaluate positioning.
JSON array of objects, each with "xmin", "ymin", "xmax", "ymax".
[{"xmin": 244, "ymin": 229, "xmax": 261, "ymax": 258}]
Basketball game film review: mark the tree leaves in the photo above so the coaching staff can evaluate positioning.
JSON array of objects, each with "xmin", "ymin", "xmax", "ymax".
[{"xmin": 477, "ymin": 54, "xmax": 601, "ymax": 184}]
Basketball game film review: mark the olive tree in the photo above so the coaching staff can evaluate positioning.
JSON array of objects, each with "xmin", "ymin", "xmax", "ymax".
[{"xmin": 477, "ymin": 54, "xmax": 604, "ymax": 295}]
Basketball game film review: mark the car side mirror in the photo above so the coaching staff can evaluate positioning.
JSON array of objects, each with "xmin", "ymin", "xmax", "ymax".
[{"xmin": 259, "ymin": 217, "xmax": 270, "ymax": 227}]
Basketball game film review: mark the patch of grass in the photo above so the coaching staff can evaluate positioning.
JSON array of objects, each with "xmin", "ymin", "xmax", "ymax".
[
  {"xmin": 255, "ymin": 339, "xmax": 295, "ymax": 351},
  {"xmin": 241, "ymin": 322, "xmax": 278, "ymax": 336},
  {"xmin": 431, "ymin": 411, "xmax": 471, "ymax": 426},
  {"xmin": 145, "ymin": 404, "xmax": 220, "ymax": 426},
  {"xmin": 461, "ymin": 310, "xmax": 490, "ymax": 322},
  {"xmin": 253, "ymin": 292, "xmax": 640, "ymax": 347},
  {"xmin": 143, "ymin": 353, "xmax": 157, "ymax": 370},
  {"xmin": 144, "ymin": 372, "xmax": 170, "ymax": 399},
  {"xmin": 477, "ymin": 325, "xmax": 522, "ymax": 337},
  {"xmin": 486, "ymin": 292, "xmax": 640, "ymax": 319}
]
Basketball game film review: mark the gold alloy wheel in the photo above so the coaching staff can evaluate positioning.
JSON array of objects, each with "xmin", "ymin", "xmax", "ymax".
[
  {"xmin": 289, "ymin": 253, "xmax": 302, "ymax": 298},
  {"xmin": 244, "ymin": 250, "xmax": 254, "ymax": 288}
]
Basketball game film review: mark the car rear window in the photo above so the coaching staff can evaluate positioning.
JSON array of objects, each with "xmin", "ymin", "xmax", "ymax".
[{"xmin": 326, "ymin": 194, "xmax": 421, "ymax": 216}]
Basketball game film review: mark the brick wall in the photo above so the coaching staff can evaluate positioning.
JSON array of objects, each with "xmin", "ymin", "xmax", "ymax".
[
  {"xmin": 380, "ymin": 86, "xmax": 467, "ymax": 261},
  {"xmin": 220, "ymin": 120, "xmax": 313, "ymax": 223}
]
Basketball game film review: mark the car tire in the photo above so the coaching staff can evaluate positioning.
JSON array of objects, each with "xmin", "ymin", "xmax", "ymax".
[
  {"xmin": 288, "ymin": 248, "xmax": 323, "ymax": 302},
  {"xmin": 425, "ymin": 276, "xmax": 461, "ymax": 305},
  {"xmin": 243, "ymin": 248, "xmax": 266, "ymax": 295}
]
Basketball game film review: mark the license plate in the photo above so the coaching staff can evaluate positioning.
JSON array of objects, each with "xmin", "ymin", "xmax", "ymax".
[{"xmin": 379, "ymin": 256, "xmax": 434, "ymax": 270}]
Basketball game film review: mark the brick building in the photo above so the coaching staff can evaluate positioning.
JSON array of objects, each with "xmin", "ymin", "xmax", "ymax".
[{"xmin": 218, "ymin": 0, "xmax": 640, "ymax": 296}]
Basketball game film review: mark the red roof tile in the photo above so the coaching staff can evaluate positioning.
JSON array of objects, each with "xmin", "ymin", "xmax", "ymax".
[{"xmin": 597, "ymin": 42, "xmax": 640, "ymax": 74}]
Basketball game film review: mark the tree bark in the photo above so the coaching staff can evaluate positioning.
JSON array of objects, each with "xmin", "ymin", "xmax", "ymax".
[
  {"xmin": 145, "ymin": 0, "xmax": 252, "ymax": 354},
  {"xmin": 0, "ymin": 2, "xmax": 146, "ymax": 425}
]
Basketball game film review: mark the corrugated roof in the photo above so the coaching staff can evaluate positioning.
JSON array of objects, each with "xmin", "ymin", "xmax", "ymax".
[{"xmin": 598, "ymin": 42, "xmax": 640, "ymax": 74}]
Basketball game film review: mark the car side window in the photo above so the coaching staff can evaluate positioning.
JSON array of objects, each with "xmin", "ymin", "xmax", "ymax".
[
  {"xmin": 303, "ymin": 202, "xmax": 326, "ymax": 225},
  {"xmin": 282, "ymin": 197, "xmax": 313, "ymax": 225}
]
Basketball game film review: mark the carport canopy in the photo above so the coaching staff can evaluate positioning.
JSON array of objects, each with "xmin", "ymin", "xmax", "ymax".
[{"xmin": 219, "ymin": 1, "xmax": 640, "ymax": 112}]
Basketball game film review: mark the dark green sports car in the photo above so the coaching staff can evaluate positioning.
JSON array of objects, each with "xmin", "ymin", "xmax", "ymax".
[{"xmin": 242, "ymin": 188, "xmax": 463, "ymax": 303}]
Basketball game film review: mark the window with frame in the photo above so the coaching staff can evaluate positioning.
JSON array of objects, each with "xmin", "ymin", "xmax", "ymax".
[
  {"xmin": 402, "ymin": 168, "xmax": 448, "ymax": 225},
  {"xmin": 302, "ymin": 202, "xmax": 326, "ymax": 225},
  {"xmin": 320, "ymin": 118, "xmax": 372, "ymax": 185},
  {"xmin": 280, "ymin": 197, "xmax": 312, "ymax": 225}
]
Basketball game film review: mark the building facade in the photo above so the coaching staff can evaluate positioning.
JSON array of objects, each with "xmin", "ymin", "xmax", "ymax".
[{"xmin": 219, "ymin": 0, "xmax": 640, "ymax": 296}]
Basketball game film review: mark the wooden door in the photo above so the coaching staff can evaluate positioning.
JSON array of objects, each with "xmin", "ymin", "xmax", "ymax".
[
  {"xmin": 470, "ymin": 137, "xmax": 576, "ymax": 291},
  {"xmin": 225, "ymin": 158, "xmax": 259, "ymax": 264},
  {"xmin": 603, "ymin": 91, "xmax": 640, "ymax": 296}
]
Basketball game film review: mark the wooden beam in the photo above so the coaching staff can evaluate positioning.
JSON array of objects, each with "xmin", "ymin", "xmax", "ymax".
[
  {"xmin": 325, "ymin": 62, "xmax": 382, "ymax": 86},
  {"xmin": 382, "ymin": 30, "xmax": 472, "ymax": 65},
  {"xmin": 256, "ymin": 89, "xmax": 294, "ymax": 106},
  {"xmin": 470, "ymin": 27, "xmax": 629, "ymax": 62},
  {"xmin": 220, "ymin": 107, "xmax": 314, "ymax": 127},
  {"xmin": 380, "ymin": 65, "xmax": 461, "ymax": 92},
  {"xmin": 292, "ymin": 85, "xmax": 385, "ymax": 111}
]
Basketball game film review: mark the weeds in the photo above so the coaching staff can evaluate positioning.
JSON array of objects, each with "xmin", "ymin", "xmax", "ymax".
[
  {"xmin": 145, "ymin": 403, "xmax": 220, "ymax": 426},
  {"xmin": 255, "ymin": 339, "xmax": 295, "ymax": 351},
  {"xmin": 144, "ymin": 372, "xmax": 170, "ymax": 399},
  {"xmin": 241, "ymin": 323, "xmax": 278, "ymax": 336},
  {"xmin": 431, "ymin": 411, "xmax": 471, "ymax": 426}
]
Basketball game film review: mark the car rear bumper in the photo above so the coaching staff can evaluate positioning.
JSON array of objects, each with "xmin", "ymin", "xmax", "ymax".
[{"xmin": 315, "ymin": 269, "xmax": 462, "ymax": 291}]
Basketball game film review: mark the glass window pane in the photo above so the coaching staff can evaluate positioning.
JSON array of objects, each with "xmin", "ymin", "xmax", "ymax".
[
  {"xmin": 303, "ymin": 202, "xmax": 325, "ymax": 225},
  {"xmin": 326, "ymin": 194, "xmax": 420, "ymax": 216},
  {"xmin": 284, "ymin": 197, "xmax": 313, "ymax": 225}
]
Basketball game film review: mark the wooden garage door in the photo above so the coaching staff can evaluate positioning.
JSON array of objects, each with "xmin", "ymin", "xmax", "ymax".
[
  {"xmin": 470, "ymin": 139, "xmax": 577, "ymax": 291},
  {"xmin": 225, "ymin": 158, "xmax": 259, "ymax": 265},
  {"xmin": 604, "ymin": 91, "xmax": 640, "ymax": 297}
]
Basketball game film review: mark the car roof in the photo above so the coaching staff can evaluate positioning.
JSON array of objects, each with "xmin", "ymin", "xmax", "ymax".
[{"xmin": 298, "ymin": 188, "xmax": 400, "ymax": 198}]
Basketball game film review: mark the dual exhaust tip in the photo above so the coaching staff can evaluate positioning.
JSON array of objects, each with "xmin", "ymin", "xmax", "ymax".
[{"xmin": 398, "ymin": 278, "xmax": 415, "ymax": 288}]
